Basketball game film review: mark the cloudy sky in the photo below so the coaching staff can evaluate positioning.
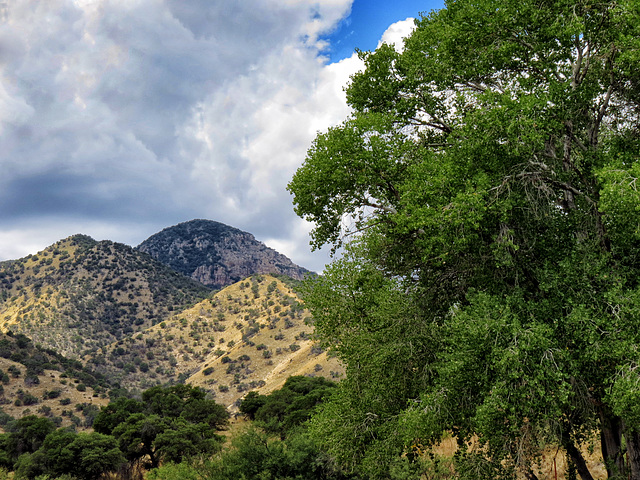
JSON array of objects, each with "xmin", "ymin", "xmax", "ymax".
[{"xmin": 0, "ymin": 0, "xmax": 442, "ymax": 273}]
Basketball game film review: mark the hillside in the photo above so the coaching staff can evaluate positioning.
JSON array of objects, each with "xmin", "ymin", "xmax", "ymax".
[
  {"xmin": 136, "ymin": 219, "xmax": 311, "ymax": 289},
  {"xmin": 0, "ymin": 227, "xmax": 343, "ymax": 416},
  {"xmin": 86, "ymin": 275, "xmax": 343, "ymax": 406},
  {"xmin": 0, "ymin": 332, "xmax": 112, "ymax": 431},
  {"xmin": 0, "ymin": 235, "xmax": 210, "ymax": 358}
]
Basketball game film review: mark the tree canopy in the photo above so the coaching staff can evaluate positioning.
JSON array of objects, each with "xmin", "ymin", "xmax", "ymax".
[
  {"xmin": 239, "ymin": 375, "xmax": 337, "ymax": 438},
  {"xmin": 94, "ymin": 384, "xmax": 228, "ymax": 469},
  {"xmin": 288, "ymin": 0, "xmax": 640, "ymax": 479}
]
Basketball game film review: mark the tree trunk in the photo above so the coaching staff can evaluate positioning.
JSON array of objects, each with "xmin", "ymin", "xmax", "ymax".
[
  {"xmin": 563, "ymin": 436, "xmax": 595, "ymax": 480},
  {"xmin": 524, "ymin": 470, "xmax": 540, "ymax": 480},
  {"xmin": 600, "ymin": 412, "xmax": 625, "ymax": 478},
  {"xmin": 624, "ymin": 422, "xmax": 640, "ymax": 480},
  {"xmin": 560, "ymin": 419, "xmax": 597, "ymax": 480}
]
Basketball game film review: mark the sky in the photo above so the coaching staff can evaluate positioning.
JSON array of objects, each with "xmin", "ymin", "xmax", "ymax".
[{"xmin": 0, "ymin": 0, "xmax": 443, "ymax": 273}]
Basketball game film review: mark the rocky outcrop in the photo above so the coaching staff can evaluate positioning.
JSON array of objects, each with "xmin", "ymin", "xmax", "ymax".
[{"xmin": 136, "ymin": 219, "xmax": 311, "ymax": 289}]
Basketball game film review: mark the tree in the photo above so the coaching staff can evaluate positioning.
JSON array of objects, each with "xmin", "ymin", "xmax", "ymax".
[
  {"xmin": 175, "ymin": 428, "xmax": 355, "ymax": 480},
  {"xmin": 239, "ymin": 376, "xmax": 336, "ymax": 438},
  {"xmin": 289, "ymin": 1, "xmax": 640, "ymax": 478},
  {"xmin": 95, "ymin": 384, "xmax": 229, "ymax": 469},
  {"xmin": 239, "ymin": 391, "xmax": 267, "ymax": 420},
  {"xmin": 92, "ymin": 397, "xmax": 145, "ymax": 435},
  {"xmin": 6, "ymin": 416, "xmax": 55, "ymax": 462},
  {"xmin": 32, "ymin": 429, "xmax": 124, "ymax": 480},
  {"xmin": 112, "ymin": 413, "xmax": 168, "ymax": 469}
]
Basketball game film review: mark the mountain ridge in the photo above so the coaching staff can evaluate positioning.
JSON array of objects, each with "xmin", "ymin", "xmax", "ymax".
[
  {"xmin": 0, "ymin": 234, "xmax": 210, "ymax": 357},
  {"xmin": 136, "ymin": 219, "xmax": 311, "ymax": 290}
]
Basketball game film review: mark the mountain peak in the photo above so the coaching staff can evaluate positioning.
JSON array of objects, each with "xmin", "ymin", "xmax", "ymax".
[{"xmin": 136, "ymin": 219, "xmax": 310, "ymax": 289}]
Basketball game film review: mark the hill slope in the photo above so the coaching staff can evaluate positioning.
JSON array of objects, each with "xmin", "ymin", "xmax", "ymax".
[
  {"xmin": 0, "ymin": 235, "xmax": 210, "ymax": 357},
  {"xmin": 86, "ymin": 275, "xmax": 343, "ymax": 404},
  {"xmin": 136, "ymin": 219, "xmax": 311, "ymax": 289},
  {"xmin": 0, "ymin": 332, "xmax": 112, "ymax": 431}
]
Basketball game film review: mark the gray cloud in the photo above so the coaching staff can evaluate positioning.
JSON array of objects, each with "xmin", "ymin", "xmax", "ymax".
[{"xmin": 0, "ymin": 0, "xmax": 367, "ymax": 272}]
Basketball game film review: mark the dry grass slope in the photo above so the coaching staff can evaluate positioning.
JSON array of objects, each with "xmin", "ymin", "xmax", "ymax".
[{"xmin": 89, "ymin": 275, "xmax": 343, "ymax": 408}]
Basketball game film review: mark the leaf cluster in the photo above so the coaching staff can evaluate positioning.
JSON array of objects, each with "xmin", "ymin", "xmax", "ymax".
[{"xmin": 239, "ymin": 375, "xmax": 336, "ymax": 438}]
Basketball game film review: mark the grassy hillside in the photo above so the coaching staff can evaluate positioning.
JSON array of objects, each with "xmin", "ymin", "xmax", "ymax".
[
  {"xmin": 0, "ymin": 235, "xmax": 210, "ymax": 357},
  {"xmin": 0, "ymin": 332, "xmax": 111, "ymax": 432},
  {"xmin": 87, "ymin": 275, "xmax": 343, "ymax": 405}
]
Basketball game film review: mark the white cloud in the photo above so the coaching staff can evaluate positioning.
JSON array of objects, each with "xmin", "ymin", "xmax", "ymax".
[
  {"xmin": 0, "ymin": 1, "xmax": 419, "ymax": 273},
  {"xmin": 377, "ymin": 17, "xmax": 417, "ymax": 51}
]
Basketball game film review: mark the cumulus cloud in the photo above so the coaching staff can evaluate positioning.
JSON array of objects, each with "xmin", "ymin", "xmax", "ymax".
[
  {"xmin": 377, "ymin": 17, "xmax": 417, "ymax": 51},
  {"xmin": 0, "ymin": 0, "xmax": 415, "ymax": 272}
]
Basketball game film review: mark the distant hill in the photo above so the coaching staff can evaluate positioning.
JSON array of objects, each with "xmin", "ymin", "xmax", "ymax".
[
  {"xmin": 0, "ymin": 235, "xmax": 210, "ymax": 357},
  {"xmin": 136, "ymin": 219, "xmax": 311, "ymax": 290},
  {"xmin": 0, "ymin": 224, "xmax": 342, "ymax": 420}
]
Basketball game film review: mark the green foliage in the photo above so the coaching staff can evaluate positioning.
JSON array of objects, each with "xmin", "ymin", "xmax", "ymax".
[
  {"xmin": 6, "ymin": 416, "xmax": 56, "ymax": 461},
  {"xmin": 8, "ymin": 428, "xmax": 123, "ymax": 480},
  {"xmin": 289, "ymin": 0, "xmax": 640, "ymax": 478},
  {"xmin": 238, "ymin": 391, "xmax": 267, "ymax": 420},
  {"xmin": 240, "ymin": 376, "xmax": 336, "ymax": 438},
  {"xmin": 94, "ymin": 384, "xmax": 228, "ymax": 469},
  {"xmin": 92, "ymin": 397, "xmax": 145, "ymax": 435},
  {"xmin": 163, "ymin": 429, "xmax": 355, "ymax": 480},
  {"xmin": 30, "ymin": 429, "xmax": 124, "ymax": 480},
  {"xmin": 147, "ymin": 461, "xmax": 202, "ymax": 480}
]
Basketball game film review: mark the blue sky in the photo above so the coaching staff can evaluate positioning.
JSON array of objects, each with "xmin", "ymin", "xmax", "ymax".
[
  {"xmin": 0, "ymin": 0, "xmax": 444, "ymax": 273},
  {"xmin": 324, "ymin": 0, "xmax": 443, "ymax": 63}
]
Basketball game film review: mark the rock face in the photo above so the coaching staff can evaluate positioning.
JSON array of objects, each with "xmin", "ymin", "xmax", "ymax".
[{"xmin": 136, "ymin": 220, "xmax": 311, "ymax": 289}]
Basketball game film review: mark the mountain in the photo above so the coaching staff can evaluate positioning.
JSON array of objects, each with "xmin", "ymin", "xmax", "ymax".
[
  {"xmin": 0, "ymin": 235, "xmax": 210, "ymax": 358},
  {"xmin": 136, "ymin": 219, "xmax": 311, "ymax": 290},
  {"xmin": 0, "ymin": 224, "xmax": 342, "ymax": 418}
]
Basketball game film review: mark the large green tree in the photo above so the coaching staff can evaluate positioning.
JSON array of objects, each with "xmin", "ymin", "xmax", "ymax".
[
  {"xmin": 289, "ymin": 0, "xmax": 640, "ymax": 478},
  {"xmin": 94, "ymin": 384, "xmax": 229, "ymax": 469}
]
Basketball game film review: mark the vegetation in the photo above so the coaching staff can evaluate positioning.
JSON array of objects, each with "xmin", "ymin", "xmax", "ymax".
[
  {"xmin": 288, "ymin": 1, "xmax": 640, "ymax": 479},
  {"xmin": 93, "ymin": 384, "xmax": 228, "ymax": 469},
  {"xmin": 239, "ymin": 375, "xmax": 336, "ymax": 438},
  {"xmin": 150, "ymin": 376, "xmax": 354, "ymax": 480},
  {"xmin": 0, "ymin": 332, "xmax": 114, "ymax": 393},
  {"xmin": 0, "ymin": 384, "xmax": 228, "ymax": 479}
]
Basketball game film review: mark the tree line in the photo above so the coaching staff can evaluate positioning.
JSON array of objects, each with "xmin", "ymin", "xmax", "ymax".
[{"xmin": 0, "ymin": 384, "xmax": 229, "ymax": 479}]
